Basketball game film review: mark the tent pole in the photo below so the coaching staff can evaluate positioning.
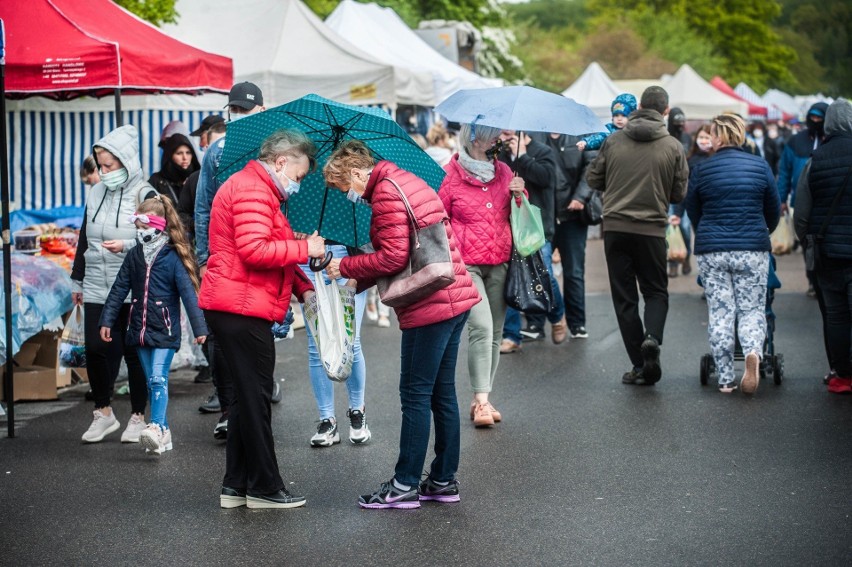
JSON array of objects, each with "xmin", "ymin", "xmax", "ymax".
[
  {"xmin": 114, "ymin": 89, "xmax": 122, "ymax": 127},
  {"xmin": 1, "ymin": 40, "xmax": 16, "ymax": 438}
]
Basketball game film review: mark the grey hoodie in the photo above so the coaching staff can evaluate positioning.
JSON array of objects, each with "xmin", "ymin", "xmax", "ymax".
[
  {"xmin": 586, "ymin": 109, "xmax": 689, "ymax": 237},
  {"xmin": 825, "ymin": 97, "xmax": 852, "ymax": 137},
  {"xmin": 70, "ymin": 125, "xmax": 157, "ymax": 304}
]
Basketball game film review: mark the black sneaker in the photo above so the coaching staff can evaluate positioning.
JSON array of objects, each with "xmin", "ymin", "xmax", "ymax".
[
  {"xmin": 271, "ymin": 380, "xmax": 282, "ymax": 404},
  {"xmin": 419, "ymin": 477, "xmax": 460, "ymax": 503},
  {"xmin": 199, "ymin": 391, "xmax": 221, "ymax": 413},
  {"xmin": 246, "ymin": 487, "xmax": 306, "ymax": 509},
  {"xmin": 718, "ymin": 382, "xmax": 738, "ymax": 394},
  {"xmin": 641, "ymin": 336, "xmax": 662, "ymax": 384},
  {"xmin": 569, "ymin": 326, "xmax": 589, "ymax": 339},
  {"xmin": 358, "ymin": 479, "xmax": 420, "ymax": 509},
  {"xmin": 520, "ymin": 325, "xmax": 544, "ymax": 341},
  {"xmin": 220, "ymin": 486, "xmax": 246, "ymax": 509},
  {"xmin": 622, "ymin": 368, "xmax": 647, "ymax": 385},
  {"xmin": 310, "ymin": 418, "xmax": 340, "ymax": 447},
  {"xmin": 213, "ymin": 415, "xmax": 228, "ymax": 440},
  {"xmin": 193, "ymin": 366, "xmax": 212, "ymax": 384}
]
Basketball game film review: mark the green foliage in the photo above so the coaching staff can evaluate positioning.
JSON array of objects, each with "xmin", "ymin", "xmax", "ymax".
[
  {"xmin": 115, "ymin": 0, "xmax": 177, "ymax": 26},
  {"xmin": 506, "ymin": 0, "xmax": 590, "ymax": 32}
]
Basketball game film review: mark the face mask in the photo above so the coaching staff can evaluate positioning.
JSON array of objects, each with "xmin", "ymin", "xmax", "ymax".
[
  {"xmin": 752, "ymin": 129, "xmax": 764, "ymax": 139},
  {"xmin": 229, "ymin": 113, "xmax": 248, "ymax": 123},
  {"xmin": 346, "ymin": 188, "xmax": 362, "ymax": 204},
  {"xmin": 136, "ymin": 227, "xmax": 162, "ymax": 244},
  {"xmin": 101, "ymin": 168, "xmax": 129, "ymax": 189},
  {"xmin": 279, "ymin": 169, "xmax": 300, "ymax": 196},
  {"xmin": 698, "ymin": 141, "xmax": 713, "ymax": 152}
]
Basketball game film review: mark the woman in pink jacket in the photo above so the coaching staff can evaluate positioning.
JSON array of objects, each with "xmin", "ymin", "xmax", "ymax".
[
  {"xmin": 325, "ymin": 140, "xmax": 479, "ymax": 509},
  {"xmin": 439, "ymin": 123, "xmax": 525, "ymax": 428}
]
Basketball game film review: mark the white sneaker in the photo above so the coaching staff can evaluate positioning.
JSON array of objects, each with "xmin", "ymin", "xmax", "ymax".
[
  {"xmin": 347, "ymin": 409, "xmax": 371, "ymax": 444},
  {"xmin": 377, "ymin": 315, "xmax": 390, "ymax": 328},
  {"xmin": 121, "ymin": 413, "xmax": 147, "ymax": 443},
  {"xmin": 310, "ymin": 418, "xmax": 340, "ymax": 447},
  {"xmin": 141, "ymin": 423, "xmax": 173, "ymax": 455},
  {"xmin": 81, "ymin": 409, "xmax": 120, "ymax": 443},
  {"xmin": 365, "ymin": 302, "xmax": 379, "ymax": 322}
]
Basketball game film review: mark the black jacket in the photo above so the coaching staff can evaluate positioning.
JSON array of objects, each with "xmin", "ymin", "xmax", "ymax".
[
  {"xmin": 805, "ymin": 134, "xmax": 852, "ymax": 260},
  {"xmin": 148, "ymin": 134, "xmax": 200, "ymax": 205},
  {"xmin": 99, "ymin": 244, "xmax": 208, "ymax": 349},
  {"xmin": 498, "ymin": 139, "xmax": 557, "ymax": 240}
]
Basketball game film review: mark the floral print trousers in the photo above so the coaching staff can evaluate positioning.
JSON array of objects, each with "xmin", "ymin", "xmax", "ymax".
[{"xmin": 697, "ymin": 251, "xmax": 769, "ymax": 386}]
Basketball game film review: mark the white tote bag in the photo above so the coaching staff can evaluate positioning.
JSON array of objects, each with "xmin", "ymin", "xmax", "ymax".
[{"xmin": 303, "ymin": 278, "xmax": 356, "ymax": 382}]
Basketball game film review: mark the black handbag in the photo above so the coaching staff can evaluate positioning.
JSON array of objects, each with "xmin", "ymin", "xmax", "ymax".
[
  {"xmin": 581, "ymin": 190, "xmax": 603, "ymax": 226},
  {"xmin": 375, "ymin": 178, "xmax": 456, "ymax": 308},
  {"xmin": 804, "ymin": 164, "xmax": 852, "ymax": 272},
  {"xmin": 504, "ymin": 247, "xmax": 553, "ymax": 314}
]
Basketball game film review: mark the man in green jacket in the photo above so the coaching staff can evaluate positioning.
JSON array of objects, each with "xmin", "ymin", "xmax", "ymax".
[{"xmin": 586, "ymin": 86, "xmax": 688, "ymax": 386}]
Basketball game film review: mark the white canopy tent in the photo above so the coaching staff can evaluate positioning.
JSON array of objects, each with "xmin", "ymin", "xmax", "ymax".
[
  {"xmin": 735, "ymin": 82, "xmax": 787, "ymax": 120},
  {"xmin": 325, "ymin": 0, "xmax": 500, "ymax": 106},
  {"xmin": 762, "ymin": 89, "xmax": 801, "ymax": 120},
  {"xmin": 163, "ymin": 0, "xmax": 422, "ymax": 108},
  {"xmin": 561, "ymin": 62, "xmax": 621, "ymax": 121},
  {"xmin": 795, "ymin": 94, "xmax": 835, "ymax": 118},
  {"xmin": 663, "ymin": 64, "xmax": 747, "ymax": 119}
]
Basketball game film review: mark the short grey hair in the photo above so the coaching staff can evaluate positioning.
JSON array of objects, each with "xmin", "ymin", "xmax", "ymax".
[
  {"xmin": 458, "ymin": 123, "xmax": 502, "ymax": 155},
  {"xmin": 258, "ymin": 129, "xmax": 317, "ymax": 169}
]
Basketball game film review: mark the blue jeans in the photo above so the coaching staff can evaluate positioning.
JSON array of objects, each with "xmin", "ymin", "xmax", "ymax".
[
  {"xmin": 395, "ymin": 311, "xmax": 469, "ymax": 486},
  {"xmin": 300, "ymin": 245, "xmax": 367, "ymax": 420},
  {"xmin": 504, "ymin": 241, "xmax": 566, "ymax": 342},
  {"xmin": 552, "ymin": 220, "xmax": 588, "ymax": 330},
  {"xmin": 137, "ymin": 347, "xmax": 175, "ymax": 428}
]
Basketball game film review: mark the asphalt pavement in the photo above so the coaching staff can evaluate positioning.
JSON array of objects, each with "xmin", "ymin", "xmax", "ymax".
[{"xmin": 1, "ymin": 244, "xmax": 850, "ymax": 566}]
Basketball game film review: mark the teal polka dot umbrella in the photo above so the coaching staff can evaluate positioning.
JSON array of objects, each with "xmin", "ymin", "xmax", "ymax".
[{"xmin": 217, "ymin": 94, "xmax": 446, "ymax": 248}]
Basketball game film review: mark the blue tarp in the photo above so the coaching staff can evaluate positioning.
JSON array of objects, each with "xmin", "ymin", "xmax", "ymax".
[{"xmin": 11, "ymin": 206, "xmax": 84, "ymax": 233}]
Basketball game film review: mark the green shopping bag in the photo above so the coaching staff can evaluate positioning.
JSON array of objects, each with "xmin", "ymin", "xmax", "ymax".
[{"xmin": 510, "ymin": 194, "xmax": 546, "ymax": 257}]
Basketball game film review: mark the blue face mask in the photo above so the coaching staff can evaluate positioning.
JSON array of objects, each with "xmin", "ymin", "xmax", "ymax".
[
  {"xmin": 229, "ymin": 112, "xmax": 248, "ymax": 123},
  {"xmin": 281, "ymin": 171, "xmax": 300, "ymax": 196},
  {"xmin": 346, "ymin": 188, "xmax": 362, "ymax": 204}
]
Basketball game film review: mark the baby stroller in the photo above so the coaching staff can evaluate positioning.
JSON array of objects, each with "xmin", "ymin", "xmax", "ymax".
[{"xmin": 699, "ymin": 255, "xmax": 784, "ymax": 386}]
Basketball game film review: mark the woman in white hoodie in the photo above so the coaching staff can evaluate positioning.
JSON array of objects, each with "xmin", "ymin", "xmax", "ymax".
[{"xmin": 71, "ymin": 125, "xmax": 159, "ymax": 444}]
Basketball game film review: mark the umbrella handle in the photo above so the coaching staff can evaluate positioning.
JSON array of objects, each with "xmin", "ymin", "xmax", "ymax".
[{"xmin": 310, "ymin": 251, "xmax": 333, "ymax": 272}]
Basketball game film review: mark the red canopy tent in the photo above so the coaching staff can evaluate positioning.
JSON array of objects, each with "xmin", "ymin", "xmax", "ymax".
[
  {"xmin": 2, "ymin": 0, "xmax": 232, "ymax": 103},
  {"xmin": 710, "ymin": 76, "xmax": 768, "ymax": 118},
  {"xmin": 0, "ymin": 1, "xmax": 232, "ymax": 437}
]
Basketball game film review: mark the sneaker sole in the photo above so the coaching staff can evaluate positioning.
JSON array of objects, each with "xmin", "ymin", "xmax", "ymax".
[
  {"xmin": 349, "ymin": 430, "xmax": 371, "ymax": 444},
  {"xmin": 741, "ymin": 352, "xmax": 759, "ymax": 394},
  {"xmin": 145, "ymin": 442, "xmax": 172, "ymax": 456},
  {"xmin": 718, "ymin": 384, "xmax": 738, "ymax": 394},
  {"xmin": 641, "ymin": 340, "xmax": 662, "ymax": 384},
  {"xmin": 220, "ymin": 495, "xmax": 247, "ymax": 509},
  {"xmin": 311, "ymin": 433, "xmax": 340, "ymax": 447},
  {"xmin": 419, "ymin": 494, "xmax": 460, "ymax": 503},
  {"xmin": 570, "ymin": 333, "xmax": 588, "ymax": 339},
  {"xmin": 358, "ymin": 500, "xmax": 420, "ymax": 509},
  {"xmin": 81, "ymin": 420, "xmax": 121, "ymax": 443},
  {"xmin": 140, "ymin": 431, "xmax": 160, "ymax": 453},
  {"xmin": 246, "ymin": 496, "xmax": 306, "ymax": 509}
]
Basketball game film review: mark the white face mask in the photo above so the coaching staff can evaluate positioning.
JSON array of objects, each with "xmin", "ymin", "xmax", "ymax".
[
  {"xmin": 229, "ymin": 113, "xmax": 248, "ymax": 123},
  {"xmin": 101, "ymin": 168, "xmax": 129, "ymax": 189},
  {"xmin": 278, "ymin": 166, "xmax": 300, "ymax": 196},
  {"xmin": 697, "ymin": 141, "xmax": 713, "ymax": 152},
  {"xmin": 752, "ymin": 129, "xmax": 764, "ymax": 139},
  {"xmin": 136, "ymin": 227, "xmax": 162, "ymax": 244}
]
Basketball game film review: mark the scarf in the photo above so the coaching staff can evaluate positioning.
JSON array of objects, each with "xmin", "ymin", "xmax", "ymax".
[
  {"xmin": 142, "ymin": 234, "xmax": 170, "ymax": 266},
  {"xmin": 457, "ymin": 145, "xmax": 496, "ymax": 183}
]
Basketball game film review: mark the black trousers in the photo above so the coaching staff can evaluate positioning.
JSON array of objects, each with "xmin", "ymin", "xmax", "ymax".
[
  {"xmin": 205, "ymin": 310, "xmax": 283, "ymax": 496},
  {"xmin": 603, "ymin": 231, "xmax": 669, "ymax": 369},
  {"xmin": 84, "ymin": 303, "xmax": 147, "ymax": 413}
]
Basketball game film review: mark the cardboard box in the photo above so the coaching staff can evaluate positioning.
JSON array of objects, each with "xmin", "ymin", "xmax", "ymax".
[{"xmin": 2, "ymin": 332, "xmax": 61, "ymax": 401}]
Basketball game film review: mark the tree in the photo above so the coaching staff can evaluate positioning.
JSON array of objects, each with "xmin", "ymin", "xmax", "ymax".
[{"xmin": 115, "ymin": 0, "xmax": 177, "ymax": 26}]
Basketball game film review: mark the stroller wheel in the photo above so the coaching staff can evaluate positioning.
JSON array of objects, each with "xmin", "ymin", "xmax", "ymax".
[
  {"xmin": 700, "ymin": 354, "xmax": 712, "ymax": 386},
  {"xmin": 773, "ymin": 354, "xmax": 784, "ymax": 385}
]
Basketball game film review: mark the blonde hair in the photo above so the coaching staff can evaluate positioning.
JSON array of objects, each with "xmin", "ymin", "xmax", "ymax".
[
  {"xmin": 137, "ymin": 195, "xmax": 200, "ymax": 292},
  {"xmin": 426, "ymin": 122, "xmax": 449, "ymax": 146},
  {"xmin": 711, "ymin": 114, "xmax": 746, "ymax": 147},
  {"xmin": 458, "ymin": 123, "xmax": 502, "ymax": 155},
  {"xmin": 323, "ymin": 140, "xmax": 376, "ymax": 189}
]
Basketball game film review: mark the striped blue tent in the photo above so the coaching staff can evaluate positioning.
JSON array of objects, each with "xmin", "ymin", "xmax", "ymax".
[{"xmin": 5, "ymin": 94, "xmax": 226, "ymax": 212}]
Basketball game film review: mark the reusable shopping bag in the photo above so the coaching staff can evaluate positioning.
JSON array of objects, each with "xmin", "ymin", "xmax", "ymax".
[
  {"xmin": 510, "ymin": 194, "xmax": 546, "ymax": 257},
  {"xmin": 303, "ymin": 278, "xmax": 356, "ymax": 382},
  {"xmin": 770, "ymin": 211, "xmax": 794, "ymax": 255},
  {"xmin": 666, "ymin": 225, "xmax": 688, "ymax": 262},
  {"xmin": 504, "ymin": 247, "xmax": 552, "ymax": 315},
  {"xmin": 59, "ymin": 304, "xmax": 86, "ymax": 368},
  {"xmin": 376, "ymin": 178, "xmax": 455, "ymax": 307}
]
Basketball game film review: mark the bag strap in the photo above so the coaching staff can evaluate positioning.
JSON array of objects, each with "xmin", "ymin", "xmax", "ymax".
[
  {"xmin": 382, "ymin": 177, "xmax": 420, "ymax": 235},
  {"xmin": 816, "ymin": 164, "xmax": 852, "ymax": 238}
]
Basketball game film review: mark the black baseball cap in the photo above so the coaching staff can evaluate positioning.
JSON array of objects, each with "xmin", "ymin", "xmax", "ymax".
[
  {"xmin": 190, "ymin": 114, "xmax": 226, "ymax": 136},
  {"xmin": 227, "ymin": 82, "xmax": 263, "ymax": 110}
]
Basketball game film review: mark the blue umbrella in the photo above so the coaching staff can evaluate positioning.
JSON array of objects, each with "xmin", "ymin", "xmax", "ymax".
[
  {"xmin": 435, "ymin": 85, "xmax": 605, "ymax": 135},
  {"xmin": 217, "ymin": 94, "xmax": 446, "ymax": 247}
]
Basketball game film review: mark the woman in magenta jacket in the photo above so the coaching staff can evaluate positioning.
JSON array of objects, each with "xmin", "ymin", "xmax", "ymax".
[
  {"xmin": 325, "ymin": 140, "xmax": 480, "ymax": 509},
  {"xmin": 198, "ymin": 129, "xmax": 326, "ymax": 510},
  {"xmin": 439, "ymin": 123, "xmax": 525, "ymax": 428}
]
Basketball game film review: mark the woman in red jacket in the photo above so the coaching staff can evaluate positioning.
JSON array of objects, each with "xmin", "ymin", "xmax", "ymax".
[
  {"xmin": 198, "ymin": 129, "xmax": 326, "ymax": 510},
  {"xmin": 439, "ymin": 123, "xmax": 525, "ymax": 427},
  {"xmin": 325, "ymin": 140, "xmax": 480, "ymax": 509}
]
